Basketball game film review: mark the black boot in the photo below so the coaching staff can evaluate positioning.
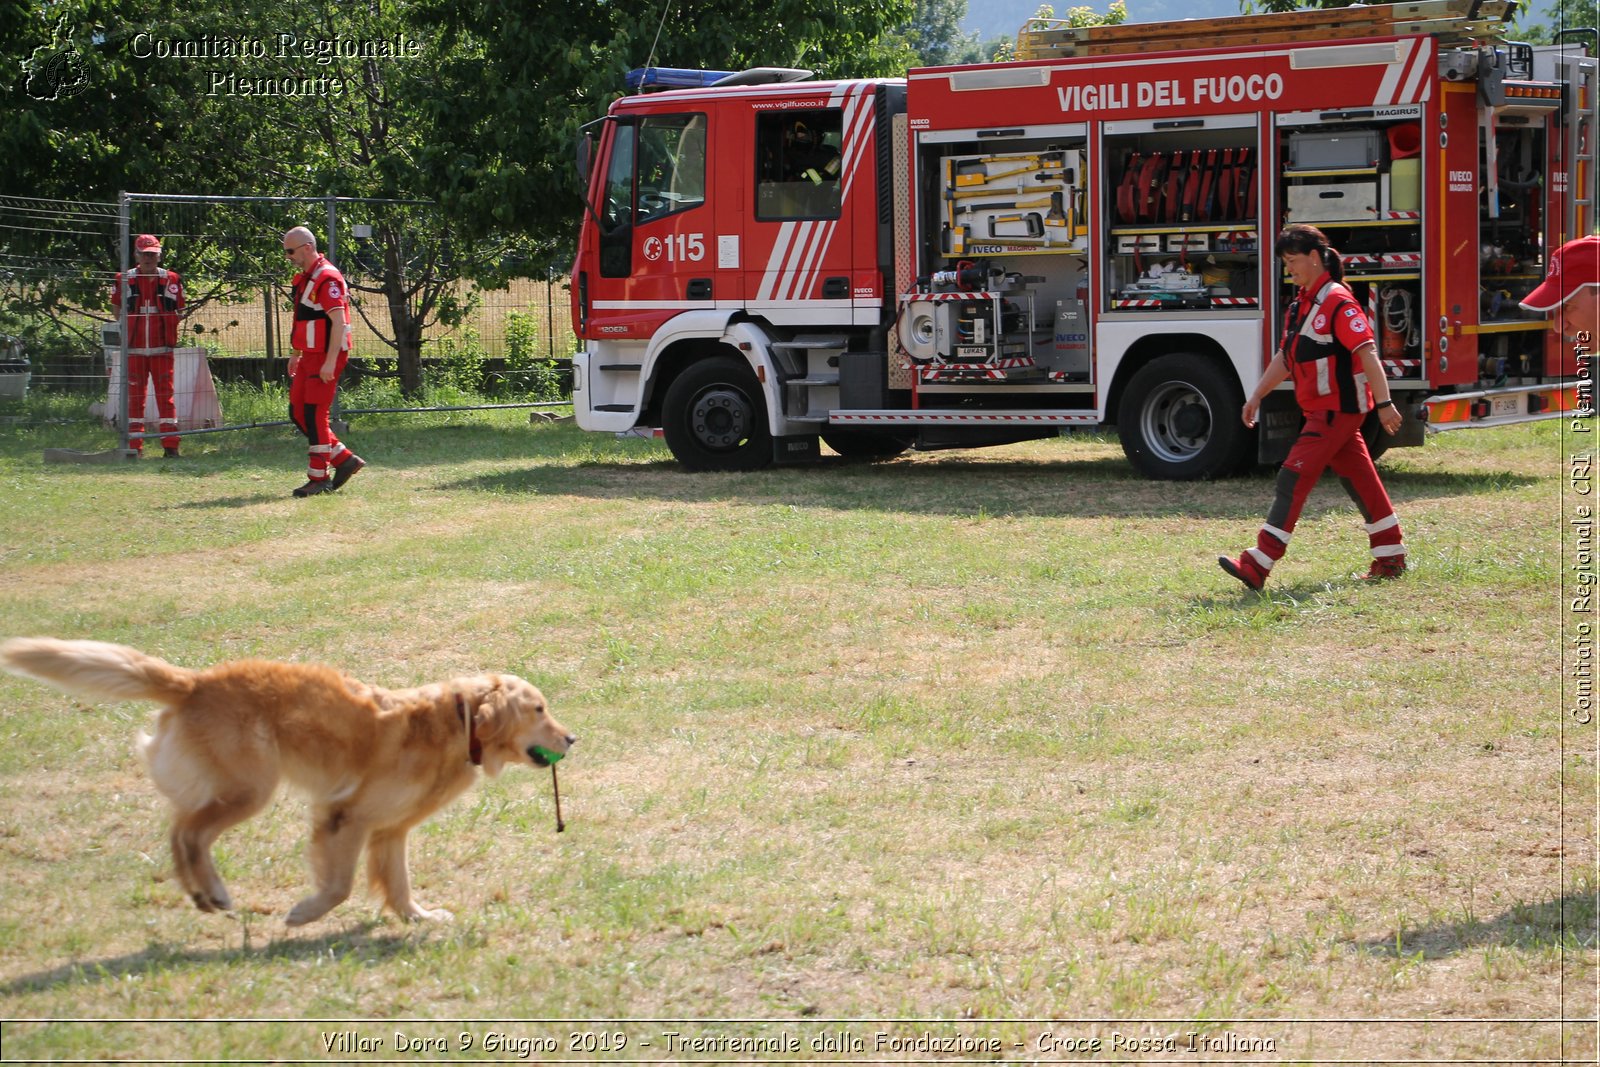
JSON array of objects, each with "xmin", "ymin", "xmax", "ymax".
[
  {"xmin": 330, "ymin": 455, "xmax": 366, "ymax": 490},
  {"xmin": 292, "ymin": 479, "xmax": 335, "ymax": 497}
]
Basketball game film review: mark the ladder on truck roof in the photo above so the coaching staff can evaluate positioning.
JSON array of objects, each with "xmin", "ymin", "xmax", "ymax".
[
  {"xmin": 1555, "ymin": 49, "xmax": 1599, "ymax": 240},
  {"xmin": 1015, "ymin": 0, "xmax": 1517, "ymax": 59}
]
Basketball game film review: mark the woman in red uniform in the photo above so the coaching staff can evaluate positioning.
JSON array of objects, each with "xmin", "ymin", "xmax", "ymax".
[{"xmin": 1219, "ymin": 224, "xmax": 1405, "ymax": 589}]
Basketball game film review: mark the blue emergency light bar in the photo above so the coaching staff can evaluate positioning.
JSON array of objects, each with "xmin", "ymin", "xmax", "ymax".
[
  {"xmin": 625, "ymin": 67, "xmax": 815, "ymax": 92},
  {"xmin": 626, "ymin": 67, "xmax": 737, "ymax": 91}
]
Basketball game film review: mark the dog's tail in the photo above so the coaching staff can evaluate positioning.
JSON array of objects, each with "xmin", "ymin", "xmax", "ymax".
[{"xmin": 0, "ymin": 637, "xmax": 197, "ymax": 706}]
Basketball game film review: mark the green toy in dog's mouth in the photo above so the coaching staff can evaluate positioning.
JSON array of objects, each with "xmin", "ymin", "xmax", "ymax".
[{"xmin": 532, "ymin": 747, "xmax": 567, "ymax": 832}]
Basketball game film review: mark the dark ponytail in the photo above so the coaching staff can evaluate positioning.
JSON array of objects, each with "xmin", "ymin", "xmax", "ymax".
[{"xmin": 1274, "ymin": 223, "xmax": 1344, "ymax": 283}]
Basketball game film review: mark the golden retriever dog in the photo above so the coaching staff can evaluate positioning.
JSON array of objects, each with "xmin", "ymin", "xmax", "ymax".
[{"xmin": 0, "ymin": 637, "xmax": 575, "ymax": 926}]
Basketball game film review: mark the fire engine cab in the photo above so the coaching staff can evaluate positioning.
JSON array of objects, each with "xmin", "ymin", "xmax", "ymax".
[{"xmin": 571, "ymin": 0, "xmax": 1596, "ymax": 478}]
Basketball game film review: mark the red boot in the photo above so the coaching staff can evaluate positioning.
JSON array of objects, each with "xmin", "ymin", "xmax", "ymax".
[
  {"xmin": 1218, "ymin": 554, "xmax": 1268, "ymax": 590},
  {"xmin": 1358, "ymin": 556, "xmax": 1407, "ymax": 580}
]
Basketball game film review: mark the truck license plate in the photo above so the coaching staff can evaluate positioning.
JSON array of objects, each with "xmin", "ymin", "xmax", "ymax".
[{"xmin": 1490, "ymin": 396, "xmax": 1519, "ymax": 417}]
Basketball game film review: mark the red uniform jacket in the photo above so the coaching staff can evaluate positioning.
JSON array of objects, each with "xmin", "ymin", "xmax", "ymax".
[
  {"xmin": 1280, "ymin": 273, "xmax": 1376, "ymax": 415},
  {"xmin": 112, "ymin": 268, "xmax": 184, "ymax": 354},
  {"xmin": 290, "ymin": 255, "xmax": 351, "ymax": 357}
]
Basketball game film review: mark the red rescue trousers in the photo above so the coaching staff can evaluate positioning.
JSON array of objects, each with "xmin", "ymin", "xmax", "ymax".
[
  {"xmin": 288, "ymin": 368, "xmax": 354, "ymax": 483},
  {"xmin": 1245, "ymin": 410, "xmax": 1404, "ymax": 575},
  {"xmin": 127, "ymin": 352, "xmax": 180, "ymax": 451}
]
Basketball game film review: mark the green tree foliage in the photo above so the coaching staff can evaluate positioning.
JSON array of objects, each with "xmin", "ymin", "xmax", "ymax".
[
  {"xmin": 4, "ymin": 0, "xmax": 925, "ymax": 389},
  {"xmin": 991, "ymin": 2, "xmax": 1126, "ymax": 60},
  {"xmin": 406, "ymin": 0, "xmax": 915, "ymax": 244},
  {"xmin": 1024, "ymin": 1, "xmax": 1129, "ymax": 28},
  {"xmin": 2, "ymin": 0, "xmax": 540, "ymax": 394},
  {"xmin": 1515, "ymin": 0, "xmax": 1599, "ymax": 45},
  {"xmin": 2, "ymin": 2, "xmax": 297, "ymax": 351},
  {"xmin": 3, "ymin": 4, "xmax": 279, "ymax": 202},
  {"xmin": 893, "ymin": 0, "xmax": 981, "ymax": 67}
]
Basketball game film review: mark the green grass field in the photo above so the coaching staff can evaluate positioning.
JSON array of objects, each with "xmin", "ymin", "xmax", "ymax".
[{"xmin": 0, "ymin": 405, "xmax": 1592, "ymax": 1063}]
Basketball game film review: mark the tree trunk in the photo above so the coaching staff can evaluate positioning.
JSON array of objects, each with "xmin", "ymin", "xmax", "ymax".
[
  {"xmin": 380, "ymin": 233, "xmax": 425, "ymax": 398},
  {"xmin": 395, "ymin": 316, "xmax": 424, "ymax": 398}
]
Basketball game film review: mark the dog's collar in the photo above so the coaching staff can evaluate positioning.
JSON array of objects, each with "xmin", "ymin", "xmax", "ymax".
[{"xmin": 455, "ymin": 693, "xmax": 482, "ymax": 766}]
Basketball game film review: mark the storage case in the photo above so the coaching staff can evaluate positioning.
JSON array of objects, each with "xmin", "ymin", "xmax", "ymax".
[
  {"xmin": 1165, "ymin": 234, "xmax": 1210, "ymax": 253},
  {"xmin": 1388, "ymin": 158, "xmax": 1421, "ymax": 212},
  {"xmin": 1286, "ymin": 130, "xmax": 1382, "ymax": 171},
  {"xmin": 1286, "ymin": 182, "xmax": 1377, "ymax": 221}
]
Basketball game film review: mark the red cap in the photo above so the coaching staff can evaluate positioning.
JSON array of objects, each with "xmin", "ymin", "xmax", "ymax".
[
  {"xmin": 1522, "ymin": 235, "xmax": 1600, "ymax": 312},
  {"xmin": 133, "ymin": 234, "xmax": 162, "ymax": 253}
]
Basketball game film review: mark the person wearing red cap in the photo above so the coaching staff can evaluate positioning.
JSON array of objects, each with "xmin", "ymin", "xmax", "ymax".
[
  {"xmin": 111, "ymin": 234, "xmax": 185, "ymax": 457},
  {"xmin": 1521, "ymin": 235, "xmax": 1600, "ymax": 343},
  {"xmin": 1219, "ymin": 224, "xmax": 1406, "ymax": 590},
  {"xmin": 282, "ymin": 226, "xmax": 364, "ymax": 497}
]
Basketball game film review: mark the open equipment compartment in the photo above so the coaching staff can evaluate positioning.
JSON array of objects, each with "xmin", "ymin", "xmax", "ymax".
[{"xmin": 1103, "ymin": 114, "xmax": 1262, "ymax": 313}]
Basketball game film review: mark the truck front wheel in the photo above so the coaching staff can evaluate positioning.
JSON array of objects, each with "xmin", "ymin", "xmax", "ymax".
[
  {"xmin": 1117, "ymin": 354, "xmax": 1250, "ymax": 480},
  {"xmin": 662, "ymin": 356, "xmax": 774, "ymax": 472}
]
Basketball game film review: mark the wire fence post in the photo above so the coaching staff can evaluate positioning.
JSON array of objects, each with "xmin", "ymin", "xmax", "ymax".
[
  {"xmin": 546, "ymin": 267, "xmax": 556, "ymax": 361},
  {"xmin": 116, "ymin": 191, "xmax": 131, "ymax": 455},
  {"xmin": 326, "ymin": 198, "xmax": 345, "ymax": 430},
  {"xmin": 263, "ymin": 285, "xmax": 276, "ymax": 364},
  {"xmin": 325, "ymin": 197, "xmax": 338, "ymax": 269}
]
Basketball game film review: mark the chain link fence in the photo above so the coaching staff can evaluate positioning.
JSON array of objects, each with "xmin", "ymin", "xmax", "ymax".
[{"xmin": 0, "ymin": 192, "xmax": 574, "ymax": 446}]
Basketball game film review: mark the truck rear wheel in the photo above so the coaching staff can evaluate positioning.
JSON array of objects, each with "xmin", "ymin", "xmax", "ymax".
[
  {"xmin": 662, "ymin": 356, "xmax": 773, "ymax": 472},
  {"xmin": 1360, "ymin": 409, "xmax": 1393, "ymax": 462},
  {"xmin": 1117, "ymin": 354, "xmax": 1250, "ymax": 480}
]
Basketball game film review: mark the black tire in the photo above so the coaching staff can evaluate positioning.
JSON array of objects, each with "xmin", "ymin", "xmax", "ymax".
[
  {"xmin": 1116, "ymin": 354, "xmax": 1251, "ymax": 480},
  {"xmin": 661, "ymin": 356, "xmax": 773, "ymax": 472},
  {"xmin": 1359, "ymin": 409, "xmax": 1393, "ymax": 462},
  {"xmin": 821, "ymin": 429, "xmax": 912, "ymax": 462}
]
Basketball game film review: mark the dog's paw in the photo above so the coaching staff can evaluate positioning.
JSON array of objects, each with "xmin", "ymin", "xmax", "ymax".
[
  {"xmin": 190, "ymin": 890, "xmax": 232, "ymax": 913},
  {"xmin": 285, "ymin": 898, "xmax": 332, "ymax": 927},
  {"xmin": 405, "ymin": 905, "xmax": 454, "ymax": 923}
]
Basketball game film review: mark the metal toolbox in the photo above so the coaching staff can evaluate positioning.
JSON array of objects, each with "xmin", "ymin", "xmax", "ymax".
[
  {"xmin": 1285, "ymin": 182, "xmax": 1377, "ymax": 221},
  {"xmin": 1286, "ymin": 129, "xmax": 1382, "ymax": 171}
]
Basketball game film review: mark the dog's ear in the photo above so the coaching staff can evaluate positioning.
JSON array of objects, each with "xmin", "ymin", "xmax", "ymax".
[
  {"xmin": 470, "ymin": 678, "xmax": 512, "ymax": 776},
  {"xmin": 471, "ymin": 678, "xmax": 507, "ymax": 739}
]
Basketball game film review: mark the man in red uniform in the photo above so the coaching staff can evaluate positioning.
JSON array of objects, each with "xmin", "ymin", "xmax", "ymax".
[
  {"xmin": 1521, "ymin": 235, "xmax": 1600, "ymax": 344},
  {"xmin": 111, "ymin": 234, "xmax": 185, "ymax": 457},
  {"xmin": 1220, "ymin": 224, "xmax": 1405, "ymax": 589},
  {"xmin": 282, "ymin": 226, "xmax": 364, "ymax": 497}
]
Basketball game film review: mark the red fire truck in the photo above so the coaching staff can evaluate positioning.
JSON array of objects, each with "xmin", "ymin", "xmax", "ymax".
[{"xmin": 571, "ymin": 0, "xmax": 1595, "ymax": 477}]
